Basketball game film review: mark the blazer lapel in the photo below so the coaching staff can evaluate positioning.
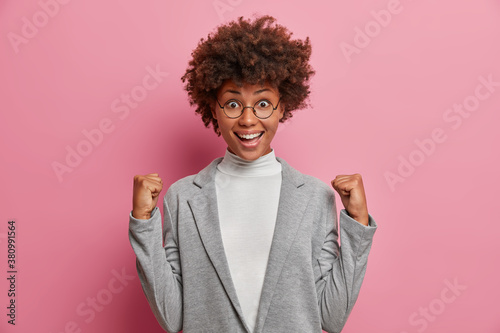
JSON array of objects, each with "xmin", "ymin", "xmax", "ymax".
[
  {"xmin": 254, "ymin": 158, "xmax": 310, "ymax": 332},
  {"xmin": 187, "ymin": 158, "xmax": 251, "ymax": 332}
]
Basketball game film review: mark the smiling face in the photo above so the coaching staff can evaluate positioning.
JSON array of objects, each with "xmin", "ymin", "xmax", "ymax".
[{"xmin": 212, "ymin": 80, "xmax": 284, "ymax": 161}]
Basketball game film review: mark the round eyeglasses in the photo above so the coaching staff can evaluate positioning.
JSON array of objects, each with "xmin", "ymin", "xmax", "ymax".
[{"xmin": 216, "ymin": 98, "xmax": 281, "ymax": 119}]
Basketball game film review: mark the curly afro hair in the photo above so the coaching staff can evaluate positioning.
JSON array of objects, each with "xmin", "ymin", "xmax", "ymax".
[{"xmin": 181, "ymin": 15, "xmax": 315, "ymax": 135}]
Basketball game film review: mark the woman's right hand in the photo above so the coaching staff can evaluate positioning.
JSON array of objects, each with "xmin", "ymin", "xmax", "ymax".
[{"xmin": 132, "ymin": 173, "xmax": 163, "ymax": 219}]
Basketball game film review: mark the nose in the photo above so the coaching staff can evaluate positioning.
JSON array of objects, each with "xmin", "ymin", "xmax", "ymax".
[{"xmin": 238, "ymin": 106, "xmax": 258, "ymax": 126}]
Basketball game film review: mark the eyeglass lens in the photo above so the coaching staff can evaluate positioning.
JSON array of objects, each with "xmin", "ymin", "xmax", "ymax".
[{"xmin": 223, "ymin": 99, "xmax": 275, "ymax": 119}]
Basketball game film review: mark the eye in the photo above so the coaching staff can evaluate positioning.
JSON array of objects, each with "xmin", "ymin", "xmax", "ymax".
[
  {"xmin": 257, "ymin": 100, "xmax": 271, "ymax": 108},
  {"xmin": 225, "ymin": 100, "xmax": 241, "ymax": 109}
]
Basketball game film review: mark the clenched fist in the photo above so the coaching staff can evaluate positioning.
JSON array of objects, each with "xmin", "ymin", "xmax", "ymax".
[
  {"xmin": 132, "ymin": 173, "xmax": 163, "ymax": 220},
  {"xmin": 331, "ymin": 174, "xmax": 369, "ymax": 226}
]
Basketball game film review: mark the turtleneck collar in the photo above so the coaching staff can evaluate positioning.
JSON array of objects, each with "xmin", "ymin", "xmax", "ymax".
[{"xmin": 217, "ymin": 149, "xmax": 282, "ymax": 177}]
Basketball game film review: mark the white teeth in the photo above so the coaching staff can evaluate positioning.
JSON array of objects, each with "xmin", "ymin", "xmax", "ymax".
[{"xmin": 238, "ymin": 133, "xmax": 262, "ymax": 139}]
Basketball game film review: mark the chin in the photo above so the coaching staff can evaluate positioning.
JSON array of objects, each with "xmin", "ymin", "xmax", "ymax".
[{"xmin": 233, "ymin": 149, "xmax": 268, "ymax": 161}]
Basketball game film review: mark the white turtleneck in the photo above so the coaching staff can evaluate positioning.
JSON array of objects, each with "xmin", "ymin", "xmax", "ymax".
[{"xmin": 215, "ymin": 149, "xmax": 282, "ymax": 333}]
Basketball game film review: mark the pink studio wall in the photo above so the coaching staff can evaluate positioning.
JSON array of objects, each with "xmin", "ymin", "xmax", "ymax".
[{"xmin": 1, "ymin": 0, "xmax": 499, "ymax": 332}]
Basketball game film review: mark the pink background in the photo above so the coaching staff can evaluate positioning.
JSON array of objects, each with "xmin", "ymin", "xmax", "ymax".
[{"xmin": 1, "ymin": 0, "xmax": 499, "ymax": 332}]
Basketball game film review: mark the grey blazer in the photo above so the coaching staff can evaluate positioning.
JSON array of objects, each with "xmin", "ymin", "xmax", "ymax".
[{"xmin": 129, "ymin": 157, "xmax": 377, "ymax": 333}]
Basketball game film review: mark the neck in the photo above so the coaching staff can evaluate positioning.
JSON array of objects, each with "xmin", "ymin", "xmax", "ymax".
[{"xmin": 217, "ymin": 149, "xmax": 281, "ymax": 177}]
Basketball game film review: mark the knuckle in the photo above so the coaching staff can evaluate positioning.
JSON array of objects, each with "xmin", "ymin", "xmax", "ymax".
[
  {"xmin": 133, "ymin": 175, "xmax": 142, "ymax": 185},
  {"xmin": 137, "ymin": 175, "xmax": 148, "ymax": 186}
]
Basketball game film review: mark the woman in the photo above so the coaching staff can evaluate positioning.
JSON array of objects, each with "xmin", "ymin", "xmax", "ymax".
[{"xmin": 129, "ymin": 15, "xmax": 377, "ymax": 333}]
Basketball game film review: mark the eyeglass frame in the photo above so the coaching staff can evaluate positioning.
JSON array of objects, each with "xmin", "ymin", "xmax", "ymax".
[{"xmin": 215, "ymin": 97, "xmax": 282, "ymax": 119}]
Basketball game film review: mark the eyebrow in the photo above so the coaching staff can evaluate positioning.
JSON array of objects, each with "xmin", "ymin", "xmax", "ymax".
[{"xmin": 221, "ymin": 88, "xmax": 272, "ymax": 96}]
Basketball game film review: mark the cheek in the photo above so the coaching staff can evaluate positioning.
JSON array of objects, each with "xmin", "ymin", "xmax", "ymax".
[
  {"xmin": 266, "ymin": 118, "xmax": 281, "ymax": 134},
  {"xmin": 218, "ymin": 119, "xmax": 236, "ymax": 138}
]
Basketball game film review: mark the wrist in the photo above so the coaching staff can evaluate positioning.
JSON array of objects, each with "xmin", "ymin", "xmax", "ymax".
[
  {"xmin": 347, "ymin": 211, "xmax": 369, "ymax": 226},
  {"xmin": 132, "ymin": 209, "xmax": 152, "ymax": 220}
]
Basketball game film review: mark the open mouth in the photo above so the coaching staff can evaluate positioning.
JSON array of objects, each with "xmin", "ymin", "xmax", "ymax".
[{"xmin": 235, "ymin": 132, "xmax": 264, "ymax": 145}]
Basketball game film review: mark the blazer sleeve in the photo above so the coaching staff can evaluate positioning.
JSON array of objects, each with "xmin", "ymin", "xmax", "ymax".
[
  {"xmin": 128, "ymin": 190, "xmax": 183, "ymax": 333},
  {"xmin": 315, "ymin": 190, "xmax": 377, "ymax": 333}
]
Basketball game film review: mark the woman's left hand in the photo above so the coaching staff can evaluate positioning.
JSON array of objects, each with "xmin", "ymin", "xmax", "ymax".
[{"xmin": 331, "ymin": 174, "xmax": 369, "ymax": 226}]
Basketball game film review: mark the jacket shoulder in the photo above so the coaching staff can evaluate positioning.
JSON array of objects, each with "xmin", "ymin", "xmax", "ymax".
[
  {"xmin": 301, "ymin": 174, "xmax": 336, "ymax": 208},
  {"xmin": 279, "ymin": 157, "xmax": 334, "ymax": 197},
  {"xmin": 165, "ymin": 157, "xmax": 222, "ymax": 199},
  {"xmin": 168, "ymin": 174, "xmax": 197, "ymax": 194}
]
